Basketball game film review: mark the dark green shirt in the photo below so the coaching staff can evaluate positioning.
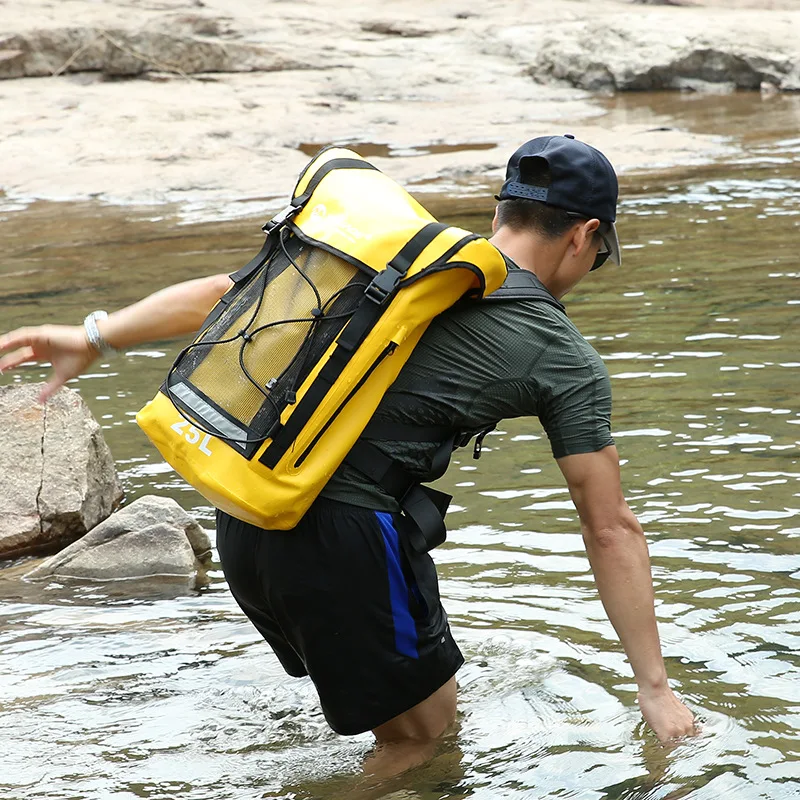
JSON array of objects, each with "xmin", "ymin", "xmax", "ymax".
[{"xmin": 321, "ymin": 267, "xmax": 614, "ymax": 510}]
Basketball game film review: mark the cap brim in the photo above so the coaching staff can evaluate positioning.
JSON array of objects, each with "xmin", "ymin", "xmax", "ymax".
[{"xmin": 605, "ymin": 221, "xmax": 621, "ymax": 266}]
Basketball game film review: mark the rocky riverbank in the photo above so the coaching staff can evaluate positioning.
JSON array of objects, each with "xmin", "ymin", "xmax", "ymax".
[{"xmin": 0, "ymin": 0, "xmax": 798, "ymax": 208}]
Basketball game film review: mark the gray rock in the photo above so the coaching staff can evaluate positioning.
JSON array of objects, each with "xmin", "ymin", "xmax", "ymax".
[
  {"xmin": 40, "ymin": 523, "xmax": 196, "ymax": 580},
  {"xmin": 360, "ymin": 20, "xmax": 453, "ymax": 38},
  {"xmin": 781, "ymin": 62, "xmax": 800, "ymax": 92},
  {"xmin": 0, "ymin": 384, "xmax": 123, "ymax": 560},
  {"xmin": 25, "ymin": 495, "xmax": 212, "ymax": 582},
  {"xmin": 0, "ymin": 24, "xmax": 312, "ymax": 80},
  {"xmin": 523, "ymin": 17, "xmax": 799, "ymax": 93}
]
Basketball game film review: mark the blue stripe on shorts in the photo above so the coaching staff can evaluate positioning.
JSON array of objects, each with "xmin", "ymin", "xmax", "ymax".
[{"xmin": 375, "ymin": 511, "xmax": 419, "ymax": 659}]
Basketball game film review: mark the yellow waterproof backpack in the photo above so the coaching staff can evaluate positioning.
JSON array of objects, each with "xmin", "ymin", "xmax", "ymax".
[{"xmin": 136, "ymin": 147, "xmax": 507, "ymax": 530}]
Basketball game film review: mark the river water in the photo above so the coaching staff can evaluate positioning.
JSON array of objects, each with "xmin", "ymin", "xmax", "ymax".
[{"xmin": 1, "ymin": 92, "xmax": 799, "ymax": 799}]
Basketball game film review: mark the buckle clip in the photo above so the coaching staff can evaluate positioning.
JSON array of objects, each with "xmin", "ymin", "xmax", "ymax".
[
  {"xmin": 473, "ymin": 428, "xmax": 493, "ymax": 459},
  {"xmin": 263, "ymin": 203, "xmax": 300, "ymax": 233},
  {"xmin": 364, "ymin": 265, "xmax": 403, "ymax": 306}
]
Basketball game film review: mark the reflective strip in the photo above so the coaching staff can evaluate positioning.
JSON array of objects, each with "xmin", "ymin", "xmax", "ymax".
[
  {"xmin": 375, "ymin": 511, "xmax": 418, "ymax": 660},
  {"xmin": 170, "ymin": 382, "xmax": 249, "ymax": 447}
]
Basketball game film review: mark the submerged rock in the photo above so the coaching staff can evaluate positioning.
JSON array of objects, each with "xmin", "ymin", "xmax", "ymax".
[
  {"xmin": 25, "ymin": 495, "xmax": 212, "ymax": 583},
  {"xmin": 0, "ymin": 384, "xmax": 123, "ymax": 560}
]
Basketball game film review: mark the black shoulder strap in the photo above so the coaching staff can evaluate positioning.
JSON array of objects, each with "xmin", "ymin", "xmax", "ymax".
[
  {"xmin": 483, "ymin": 267, "xmax": 566, "ymax": 313},
  {"xmin": 345, "ymin": 419, "xmax": 497, "ymax": 554}
]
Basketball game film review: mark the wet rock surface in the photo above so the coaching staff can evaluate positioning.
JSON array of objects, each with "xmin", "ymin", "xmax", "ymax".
[
  {"xmin": 0, "ymin": 384, "xmax": 123, "ymax": 560},
  {"xmin": 25, "ymin": 495, "xmax": 212, "ymax": 583}
]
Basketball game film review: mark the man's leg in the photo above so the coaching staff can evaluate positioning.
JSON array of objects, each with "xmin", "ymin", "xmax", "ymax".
[
  {"xmin": 217, "ymin": 502, "xmax": 463, "ymax": 748},
  {"xmin": 364, "ymin": 676, "xmax": 457, "ymax": 778}
]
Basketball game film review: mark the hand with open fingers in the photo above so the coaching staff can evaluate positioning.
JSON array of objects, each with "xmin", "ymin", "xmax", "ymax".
[
  {"xmin": 0, "ymin": 324, "xmax": 98, "ymax": 403},
  {"xmin": 637, "ymin": 683, "xmax": 697, "ymax": 742}
]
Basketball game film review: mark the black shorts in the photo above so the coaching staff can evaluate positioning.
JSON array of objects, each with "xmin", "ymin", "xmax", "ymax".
[{"xmin": 215, "ymin": 498, "xmax": 464, "ymax": 736}]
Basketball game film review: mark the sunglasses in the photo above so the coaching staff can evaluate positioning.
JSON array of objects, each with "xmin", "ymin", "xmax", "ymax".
[{"xmin": 592, "ymin": 228, "xmax": 612, "ymax": 271}]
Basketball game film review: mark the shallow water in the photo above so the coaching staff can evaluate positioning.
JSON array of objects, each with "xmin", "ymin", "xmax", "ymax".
[{"xmin": 1, "ymin": 93, "xmax": 799, "ymax": 799}]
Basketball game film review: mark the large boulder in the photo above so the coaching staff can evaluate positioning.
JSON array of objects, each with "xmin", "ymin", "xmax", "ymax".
[
  {"xmin": 515, "ymin": 12, "xmax": 800, "ymax": 93},
  {"xmin": 0, "ymin": 384, "xmax": 123, "ymax": 560},
  {"xmin": 25, "ymin": 495, "xmax": 212, "ymax": 582}
]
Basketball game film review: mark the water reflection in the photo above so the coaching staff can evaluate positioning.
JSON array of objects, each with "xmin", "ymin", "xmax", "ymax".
[{"xmin": 1, "ymin": 103, "xmax": 800, "ymax": 797}]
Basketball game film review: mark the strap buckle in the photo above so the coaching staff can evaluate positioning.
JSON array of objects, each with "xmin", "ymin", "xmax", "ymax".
[
  {"xmin": 473, "ymin": 426, "xmax": 495, "ymax": 459},
  {"xmin": 364, "ymin": 265, "xmax": 404, "ymax": 306},
  {"xmin": 262, "ymin": 203, "xmax": 300, "ymax": 233}
]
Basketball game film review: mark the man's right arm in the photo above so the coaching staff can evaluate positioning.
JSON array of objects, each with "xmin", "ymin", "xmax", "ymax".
[
  {"xmin": 557, "ymin": 445, "xmax": 697, "ymax": 741},
  {"xmin": 0, "ymin": 272, "xmax": 232, "ymax": 402}
]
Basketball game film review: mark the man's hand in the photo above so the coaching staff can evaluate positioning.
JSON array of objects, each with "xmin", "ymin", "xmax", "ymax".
[
  {"xmin": 638, "ymin": 683, "xmax": 697, "ymax": 741},
  {"xmin": 0, "ymin": 324, "xmax": 97, "ymax": 402}
]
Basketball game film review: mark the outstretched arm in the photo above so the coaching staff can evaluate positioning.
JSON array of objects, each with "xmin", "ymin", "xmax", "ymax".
[
  {"xmin": 0, "ymin": 273, "xmax": 232, "ymax": 402},
  {"xmin": 557, "ymin": 445, "xmax": 696, "ymax": 741}
]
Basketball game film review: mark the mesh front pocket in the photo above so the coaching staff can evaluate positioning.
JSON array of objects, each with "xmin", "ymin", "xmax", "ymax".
[{"xmin": 168, "ymin": 234, "xmax": 369, "ymax": 456}]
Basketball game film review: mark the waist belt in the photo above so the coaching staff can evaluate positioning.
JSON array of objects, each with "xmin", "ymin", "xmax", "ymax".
[{"xmin": 345, "ymin": 420, "xmax": 495, "ymax": 553}]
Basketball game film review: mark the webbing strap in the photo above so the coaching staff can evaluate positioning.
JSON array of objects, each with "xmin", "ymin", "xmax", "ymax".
[
  {"xmin": 228, "ymin": 235, "xmax": 276, "ymax": 284},
  {"xmin": 198, "ymin": 236, "xmax": 276, "ymax": 333},
  {"xmin": 259, "ymin": 222, "xmax": 451, "ymax": 469},
  {"xmin": 401, "ymin": 485, "xmax": 452, "ymax": 553},
  {"xmin": 484, "ymin": 268, "xmax": 566, "ymax": 313},
  {"xmin": 293, "ymin": 158, "xmax": 379, "ymax": 207},
  {"xmin": 388, "ymin": 222, "xmax": 449, "ymax": 273},
  {"xmin": 345, "ymin": 439, "xmax": 452, "ymax": 553},
  {"xmin": 259, "ymin": 336, "xmax": 353, "ymax": 469}
]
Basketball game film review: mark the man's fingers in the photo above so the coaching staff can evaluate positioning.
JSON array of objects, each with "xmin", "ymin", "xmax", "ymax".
[
  {"xmin": 0, "ymin": 328, "xmax": 40, "ymax": 353},
  {"xmin": 0, "ymin": 346, "xmax": 37, "ymax": 372},
  {"xmin": 657, "ymin": 720, "xmax": 697, "ymax": 742},
  {"xmin": 38, "ymin": 378, "xmax": 65, "ymax": 404},
  {"xmin": 638, "ymin": 688, "xmax": 698, "ymax": 742}
]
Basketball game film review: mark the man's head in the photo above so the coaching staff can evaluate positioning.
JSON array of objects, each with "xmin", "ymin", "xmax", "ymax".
[{"xmin": 491, "ymin": 135, "xmax": 621, "ymax": 298}]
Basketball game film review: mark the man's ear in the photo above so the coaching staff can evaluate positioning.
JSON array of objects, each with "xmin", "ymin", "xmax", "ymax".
[
  {"xmin": 491, "ymin": 207, "xmax": 500, "ymax": 234},
  {"xmin": 573, "ymin": 218, "xmax": 600, "ymax": 255}
]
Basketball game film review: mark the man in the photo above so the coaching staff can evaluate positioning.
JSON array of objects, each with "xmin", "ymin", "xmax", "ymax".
[{"xmin": 0, "ymin": 135, "xmax": 696, "ymax": 776}]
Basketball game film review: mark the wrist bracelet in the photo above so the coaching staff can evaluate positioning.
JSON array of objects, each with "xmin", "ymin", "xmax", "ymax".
[{"xmin": 83, "ymin": 310, "xmax": 117, "ymax": 355}]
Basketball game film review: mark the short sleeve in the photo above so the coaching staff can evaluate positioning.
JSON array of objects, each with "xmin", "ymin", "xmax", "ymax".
[{"xmin": 534, "ymin": 330, "xmax": 614, "ymax": 459}]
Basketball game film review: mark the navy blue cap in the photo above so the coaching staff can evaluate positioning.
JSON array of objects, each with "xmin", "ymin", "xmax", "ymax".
[{"xmin": 497, "ymin": 134, "xmax": 621, "ymax": 265}]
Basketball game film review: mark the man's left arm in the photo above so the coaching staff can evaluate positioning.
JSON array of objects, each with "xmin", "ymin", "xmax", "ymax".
[
  {"xmin": 0, "ymin": 272, "xmax": 233, "ymax": 402},
  {"xmin": 557, "ymin": 444, "xmax": 697, "ymax": 741}
]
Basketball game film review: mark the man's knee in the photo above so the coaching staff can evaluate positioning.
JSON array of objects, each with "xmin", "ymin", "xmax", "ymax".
[{"xmin": 372, "ymin": 676, "xmax": 457, "ymax": 743}]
